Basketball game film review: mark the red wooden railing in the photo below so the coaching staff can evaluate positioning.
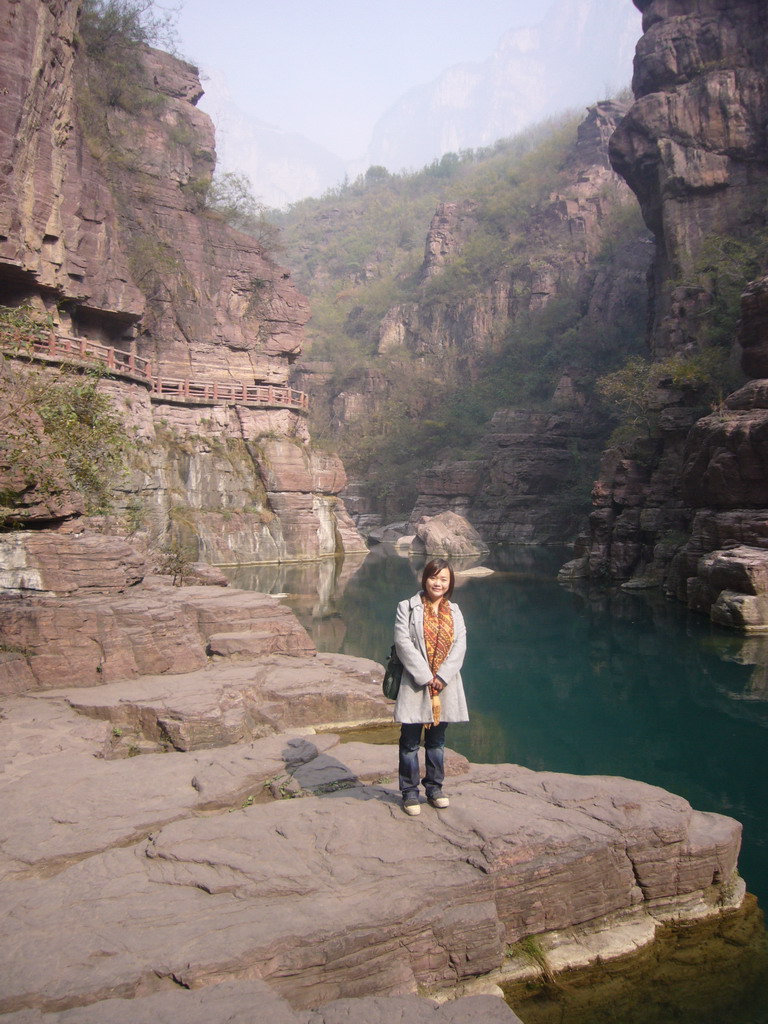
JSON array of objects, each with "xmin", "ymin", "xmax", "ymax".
[
  {"xmin": 6, "ymin": 331, "xmax": 152, "ymax": 380},
  {"xmin": 0, "ymin": 332, "xmax": 309, "ymax": 412},
  {"xmin": 150, "ymin": 377, "xmax": 309, "ymax": 412}
]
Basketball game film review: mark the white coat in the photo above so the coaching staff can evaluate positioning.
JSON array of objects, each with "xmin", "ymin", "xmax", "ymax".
[{"xmin": 393, "ymin": 593, "xmax": 469, "ymax": 724}]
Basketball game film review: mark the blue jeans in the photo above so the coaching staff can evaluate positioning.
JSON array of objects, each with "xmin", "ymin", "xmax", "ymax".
[{"xmin": 399, "ymin": 722, "xmax": 448, "ymax": 800}]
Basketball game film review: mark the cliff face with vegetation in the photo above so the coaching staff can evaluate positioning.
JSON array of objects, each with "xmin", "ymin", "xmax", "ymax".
[
  {"xmin": 0, "ymin": 0, "xmax": 364, "ymax": 567},
  {"xmin": 284, "ymin": 103, "xmax": 652, "ymax": 540},
  {"xmin": 565, "ymin": 0, "xmax": 768, "ymax": 624},
  {"xmin": 403, "ymin": 103, "xmax": 651, "ymax": 543}
]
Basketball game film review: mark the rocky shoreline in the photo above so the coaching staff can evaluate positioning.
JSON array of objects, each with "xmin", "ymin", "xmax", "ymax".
[{"xmin": 0, "ymin": 562, "xmax": 745, "ymax": 1023}]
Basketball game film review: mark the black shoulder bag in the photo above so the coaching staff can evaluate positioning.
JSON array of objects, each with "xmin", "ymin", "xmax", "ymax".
[{"xmin": 382, "ymin": 606, "xmax": 413, "ymax": 700}]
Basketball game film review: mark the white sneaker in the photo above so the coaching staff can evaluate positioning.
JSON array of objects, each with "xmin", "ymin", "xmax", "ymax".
[
  {"xmin": 403, "ymin": 798, "xmax": 421, "ymax": 816},
  {"xmin": 428, "ymin": 794, "xmax": 449, "ymax": 809}
]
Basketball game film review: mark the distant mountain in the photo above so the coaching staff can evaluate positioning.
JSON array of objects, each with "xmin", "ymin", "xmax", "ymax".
[
  {"xmin": 198, "ymin": 72, "xmax": 347, "ymax": 209},
  {"xmin": 202, "ymin": 0, "xmax": 641, "ymax": 207},
  {"xmin": 364, "ymin": 0, "xmax": 642, "ymax": 172}
]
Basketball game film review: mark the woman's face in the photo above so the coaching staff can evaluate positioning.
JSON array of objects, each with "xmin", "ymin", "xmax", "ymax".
[{"xmin": 424, "ymin": 568, "xmax": 451, "ymax": 603}]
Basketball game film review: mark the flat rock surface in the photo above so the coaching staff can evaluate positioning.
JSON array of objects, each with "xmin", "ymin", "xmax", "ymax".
[
  {"xmin": 0, "ymin": 583, "xmax": 743, "ymax": 1022},
  {"xmin": 0, "ymin": 584, "xmax": 317, "ymax": 693},
  {"xmin": 0, "ymin": 690, "xmax": 740, "ymax": 1016},
  {"xmin": 42, "ymin": 651, "xmax": 388, "ymax": 751},
  {"xmin": 0, "ymin": 981, "xmax": 522, "ymax": 1024},
  {"xmin": 0, "ymin": 693, "xmax": 405, "ymax": 879},
  {"xmin": 0, "ymin": 691, "xmax": 468, "ymax": 880}
]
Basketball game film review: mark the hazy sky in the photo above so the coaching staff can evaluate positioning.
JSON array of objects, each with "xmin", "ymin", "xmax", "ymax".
[{"xmin": 176, "ymin": 0, "xmax": 559, "ymax": 160}]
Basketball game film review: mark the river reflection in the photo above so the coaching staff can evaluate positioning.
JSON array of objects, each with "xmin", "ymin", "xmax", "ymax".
[
  {"xmin": 224, "ymin": 552, "xmax": 368, "ymax": 651},
  {"xmin": 504, "ymin": 896, "xmax": 768, "ymax": 1024},
  {"xmin": 225, "ymin": 545, "xmax": 768, "ymax": 1023}
]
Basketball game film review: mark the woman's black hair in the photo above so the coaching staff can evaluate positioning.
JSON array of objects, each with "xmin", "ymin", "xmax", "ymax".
[{"xmin": 421, "ymin": 558, "xmax": 455, "ymax": 599}]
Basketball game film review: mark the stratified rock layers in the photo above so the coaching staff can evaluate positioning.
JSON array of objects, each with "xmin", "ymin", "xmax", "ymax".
[
  {"xmin": 0, "ymin": 690, "xmax": 741, "ymax": 1016},
  {"xmin": 0, "ymin": 0, "xmax": 365, "ymax": 561},
  {"xmin": 0, "ymin": 0, "xmax": 306, "ymax": 377},
  {"xmin": 571, "ymin": 0, "xmax": 768, "ymax": 627},
  {"xmin": 610, "ymin": 0, "xmax": 768, "ymax": 355}
]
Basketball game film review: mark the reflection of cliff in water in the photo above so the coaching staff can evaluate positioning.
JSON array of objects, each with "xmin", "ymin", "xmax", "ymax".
[
  {"xmin": 701, "ymin": 634, "xmax": 768, "ymax": 726},
  {"xmin": 562, "ymin": 578, "xmax": 768, "ymax": 729},
  {"xmin": 223, "ymin": 552, "xmax": 368, "ymax": 650},
  {"xmin": 504, "ymin": 896, "xmax": 768, "ymax": 1024}
]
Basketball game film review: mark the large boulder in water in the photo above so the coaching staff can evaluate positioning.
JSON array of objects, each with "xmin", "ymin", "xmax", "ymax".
[{"xmin": 412, "ymin": 511, "xmax": 489, "ymax": 558}]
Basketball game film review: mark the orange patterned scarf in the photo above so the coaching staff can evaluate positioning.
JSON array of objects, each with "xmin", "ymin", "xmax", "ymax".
[
  {"xmin": 423, "ymin": 597, "xmax": 454, "ymax": 726},
  {"xmin": 423, "ymin": 598, "xmax": 454, "ymax": 677}
]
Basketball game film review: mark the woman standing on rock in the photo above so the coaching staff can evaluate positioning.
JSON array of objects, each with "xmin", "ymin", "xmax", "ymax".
[{"xmin": 393, "ymin": 558, "xmax": 468, "ymax": 816}]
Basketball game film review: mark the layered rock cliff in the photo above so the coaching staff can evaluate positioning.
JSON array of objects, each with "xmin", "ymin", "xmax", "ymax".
[
  {"xmin": 0, "ymin": 0, "xmax": 364, "ymax": 564},
  {"xmin": 610, "ymin": 0, "xmax": 768, "ymax": 358},
  {"xmin": 337, "ymin": 102, "xmax": 651, "ymax": 541},
  {"xmin": 566, "ymin": 0, "xmax": 768, "ymax": 625}
]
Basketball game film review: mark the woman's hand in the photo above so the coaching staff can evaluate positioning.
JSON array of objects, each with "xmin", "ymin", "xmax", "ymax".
[{"xmin": 429, "ymin": 677, "xmax": 445, "ymax": 696}]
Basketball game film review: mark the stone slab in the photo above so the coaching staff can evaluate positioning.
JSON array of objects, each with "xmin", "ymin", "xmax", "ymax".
[
  {"xmin": 0, "ymin": 585, "xmax": 317, "ymax": 693},
  {"xmin": 41, "ymin": 651, "xmax": 388, "ymax": 751},
  {"xmin": 0, "ymin": 758, "xmax": 740, "ymax": 1015},
  {"xmin": 0, "ymin": 691, "xmax": 464, "ymax": 880},
  {"xmin": 0, "ymin": 981, "xmax": 522, "ymax": 1024}
]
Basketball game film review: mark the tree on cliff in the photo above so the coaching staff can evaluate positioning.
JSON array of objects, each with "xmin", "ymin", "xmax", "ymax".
[
  {"xmin": 597, "ymin": 349, "xmax": 742, "ymax": 448},
  {"xmin": 78, "ymin": 0, "xmax": 178, "ymax": 110}
]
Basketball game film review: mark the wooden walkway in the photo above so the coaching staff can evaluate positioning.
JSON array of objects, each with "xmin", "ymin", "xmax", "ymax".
[
  {"xmin": 2, "ymin": 332, "xmax": 309, "ymax": 413},
  {"xmin": 152, "ymin": 377, "xmax": 309, "ymax": 411},
  {"xmin": 9, "ymin": 331, "xmax": 153, "ymax": 381}
]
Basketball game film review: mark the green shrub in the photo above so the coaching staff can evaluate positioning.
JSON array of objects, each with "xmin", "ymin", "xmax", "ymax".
[
  {"xmin": 597, "ymin": 348, "xmax": 743, "ymax": 444},
  {"xmin": 0, "ymin": 304, "xmax": 57, "ymax": 350},
  {"xmin": 0, "ymin": 307, "xmax": 135, "ymax": 518},
  {"xmin": 75, "ymin": 0, "xmax": 181, "ymax": 172},
  {"xmin": 193, "ymin": 172, "xmax": 283, "ymax": 255},
  {"xmin": 36, "ymin": 372, "xmax": 133, "ymax": 511},
  {"xmin": 78, "ymin": 0, "xmax": 178, "ymax": 110},
  {"xmin": 127, "ymin": 232, "xmax": 185, "ymax": 285},
  {"xmin": 158, "ymin": 538, "xmax": 194, "ymax": 586},
  {"xmin": 693, "ymin": 230, "xmax": 768, "ymax": 346}
]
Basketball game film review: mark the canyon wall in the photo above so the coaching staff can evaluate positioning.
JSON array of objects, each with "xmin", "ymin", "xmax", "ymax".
[
  {"xmin": 331, "ymin": 102, "xmax": 651, "ymax": 542},
  {"xmin": 566, "ymin": 0, "xmax": 768, "ymax": 626},
  {"xmin": 0, "ymin": 0, "xmax": 364, "ymax": 564}
]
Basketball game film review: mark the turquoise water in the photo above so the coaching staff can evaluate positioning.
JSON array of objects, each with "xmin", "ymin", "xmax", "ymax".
[
  {"xmin": 226, "ymin": 545, "xmax": 768, "ymax": 1021},
  {"xmin": 289, "ymin": 546, "xmax": 767, "ymax": 903}
]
